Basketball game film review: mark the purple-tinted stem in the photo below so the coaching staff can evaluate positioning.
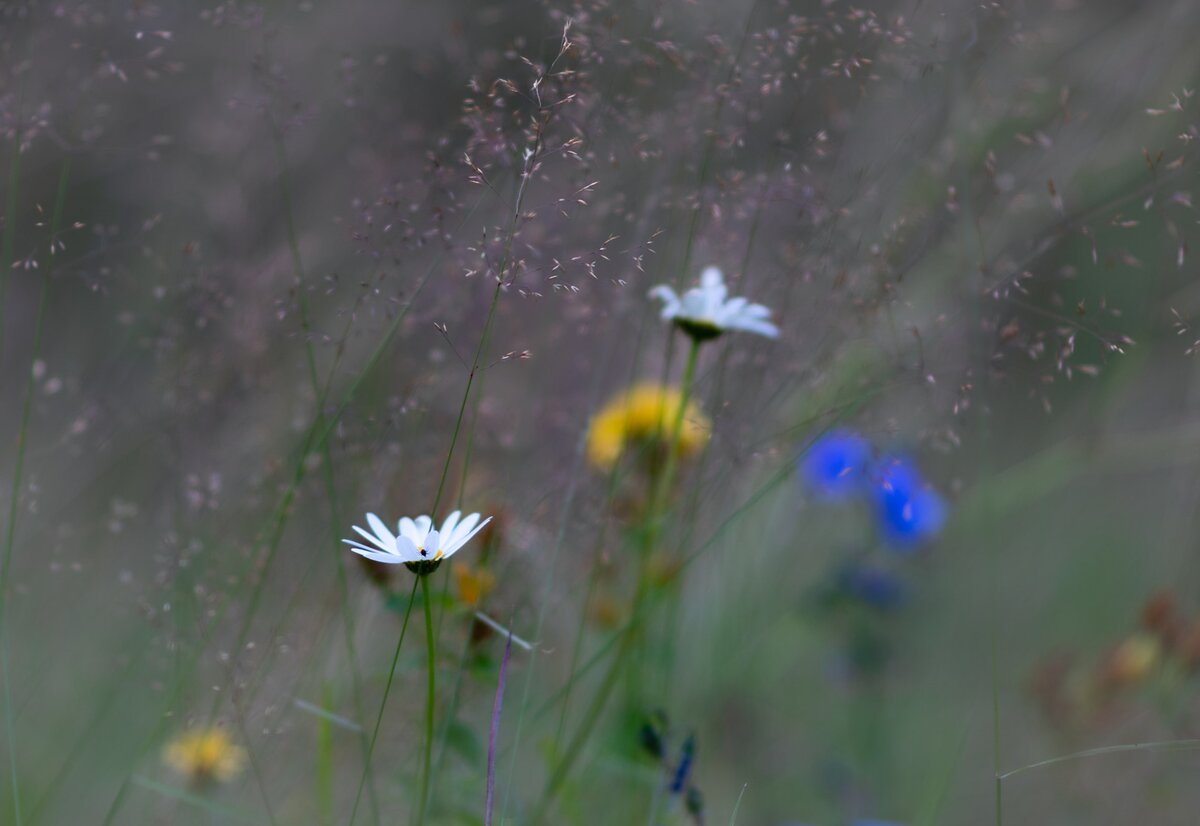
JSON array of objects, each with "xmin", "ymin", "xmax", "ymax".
[{"xmin": 484, "ymin": 628, "xmax": 513, "ymax": 826}]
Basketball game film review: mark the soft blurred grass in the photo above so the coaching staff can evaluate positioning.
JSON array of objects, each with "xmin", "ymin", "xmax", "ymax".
[{"xmin": 3, "ymin": 1, "xmax": 1200, "ymax": 825}]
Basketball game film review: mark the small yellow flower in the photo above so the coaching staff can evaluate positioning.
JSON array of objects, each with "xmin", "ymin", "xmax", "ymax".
[
  {"xmin": 585, "ymin": 383, "xmax": 711, "ymax": 471},
  {"xmin": 453, "ymin": 561, "xmax": 496, "ymax": 608},
  {"xmin": 163, "ymin": 727, "xmax": 247, "ymax": 785},
  {"xmin": 1102, "ymin": 634, "xmax": 1161, "ymax": 687}
]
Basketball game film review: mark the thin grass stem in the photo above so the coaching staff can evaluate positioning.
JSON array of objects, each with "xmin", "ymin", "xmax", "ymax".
[
  {"xmin": 347, "ymin": 577, "xmax": 419, "ymax": 826},
  {"xmin": 0, "ymin": 158, "xmax": 69, "ymax": 826},
  {"xmin": 532, "ymin": 336, "xmax": 702, "ymax": 823}
]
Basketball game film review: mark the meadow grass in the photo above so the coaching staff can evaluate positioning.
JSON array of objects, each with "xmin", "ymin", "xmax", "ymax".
[{"xmin": 4, "ymin": 2, "xmax": 1200, "ymax": 825}]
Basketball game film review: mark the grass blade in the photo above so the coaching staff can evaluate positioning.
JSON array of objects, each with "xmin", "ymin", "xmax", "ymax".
[{"xmin": 484, "ymin": 627, "xmax": 513, "ymax": 826}]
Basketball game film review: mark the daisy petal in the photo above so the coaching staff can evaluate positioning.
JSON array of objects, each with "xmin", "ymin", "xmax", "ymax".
[
  {"xmin": 394, "ymin": 535, "xmax": 421, "ymax": 562},
  {"xmin": 366, "ymin": 513, "xmax": 392, "ymax": 542},
  {"xmin": 345, "ymin": 510, "xmax": 489, "ymax": 569},
  {"xmin": 445, "ymin": 515, "xmax": 493, "ymax": 557},
  {"xmin": 681, "ymin": 290, "xmax": 709, "ymax": 320},
  {"xmin": 449, "ymin": 512, "xmax": 481, "ymax": 547},
  {"xmin": 652, "ymin": 265, "xmax": 777, "ymax": 340},
  {"xmin": 649, "ymin": 286, "xmax": 681, "ymax": 319},
  {"xmin": 732, "ymin": 318, "xmax": 779, "ymax": 338},
  {"xmin": 342, "ymin": 538, "xmax": 391, "ymax": 555},
  {"xmin": 439, "ymin": 510, "xmax": 462, "ymax": 543},
  {"xmin": 345, "ymin": 544, "xmax": 405, "ymax": 564},
  {"xmin": 398, "ymin": 517, "xmax": 420, "ymax": 544},
  {"xmin": 717, "ymin": 296, "xmax": 748, "ymax": 324},
  {"xmin": 700, "ymin": 266, "xmax": 724, "ymax": 290},
  {"xmin": 353, "ymin": 524, "xmax": 394, "ymax": 552}
]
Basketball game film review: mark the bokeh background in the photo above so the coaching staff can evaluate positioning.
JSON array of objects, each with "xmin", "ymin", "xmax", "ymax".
[{"xmin": 3, "ymin": 0, "xmax": 1200, "ymax": 824}]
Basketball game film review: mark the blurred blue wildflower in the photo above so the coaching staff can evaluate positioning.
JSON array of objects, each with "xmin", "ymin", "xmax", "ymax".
[
  {"xmin": 837, "ymin": 562, "xmax": 907, "ymax": 610},
  {"xmin": 871, "ymin": 456, "xmax": 947, "ymax": 550},
  {"xmin": 801, "ymin": 430, "xmax": 873, "ymax": 501},
  {"xmin": 669, "ymin": 733, "xmax": 695, "ymax": 794}
]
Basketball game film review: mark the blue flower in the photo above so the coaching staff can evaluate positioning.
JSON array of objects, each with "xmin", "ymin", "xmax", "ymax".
[
  {"xmin": 668, "ymin": 733, "xmax": 695, "ymax": 794},
  {"xmin": 800, "ymin": 430, "xmax": 873, "ymax": 501},
  {"xmin": 870, "ymin": 456, "xmax": 947, "ymax": 549},
  {"xmin": 837, "ymin": 562, "xmax": 907, "ymax": 610}
]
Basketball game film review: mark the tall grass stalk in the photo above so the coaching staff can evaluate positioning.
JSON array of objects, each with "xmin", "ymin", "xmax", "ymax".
[
  {"xmin": 677, "ymin": 0, "xmax": 760, "ymax": 288},
  {"xmin": 263, "ymin": 78, "xmax": 381, "ymax": 824},
  {"xmin": 662, "ymin": 170, "xmax": 773, "ymax": 702},
  {"xmin": 333, "ymin": 178, "xmax": 496, "ymax": 826},
  {"xmin": 639, "ymin": 2, "xmax": 762, "ymax": 710},
  {"xmin": 484, "ymin": 629, "xmax": 513, "ymax": 826},
  {"xmin": 531, "ymin": 388, "xmax": 853, "ymax": 824},
  {"xmin": 0, "ymin": 158, "xmax": 70, "ymax": 826},
  {"xmin": 0, "ymin": 115, "xmax": 22, "ymax": 357},
  {"xmin": 221, "ymin": 172, "xmax": 492, "ymax": 703},
  {"xmin": 316, "ymin": 685, "xmax": 334, "ymax": 826},
  {"xmin": 961, "ymin": 128, "xmax": 1003, "ymax": 826},
  {"xmin": 496, "ymin": 360, "xmax": 609, "ymax": 824},
  {"xmin": 532, "ymin": 335, "xmax": 702, "ymax": 823},
  {"xmin": 0, "ymin": 639, "xmax": 20, "ymax": 826},
  {"xmin": 998, "ymin": 739, "xmax": 1200, "ymax": 780},
  {"xmin": 27, "ymin": 644, "xmax": 147, "ymax": 824},
  {"xmin": 539, "ymin": 289, "xmax": 657, "ymax": 769},
  {"xmin": 417, "ymin": 112, "xmax": 550, "ymax": 817},
  {"xmin": 347, "ymin": 577, "xmax": 419, "ymax": 826},
  {"xmin": 728, "ymin": 784, "xmax": 748, "ymax": 825},
  {"xmin": 422, "ymin": 113, "xmax": 546, "ymax": 663},
  {"xmin": 430, "ymin": 124, "xmax": 541, "ymax": 520},
  {"xmin": 548, "ymin": 541, "xmax": 607, "ymax": 763},
  {"xmin": 649, "ymin": 337, "xmax": 702, "ymax": 524}
]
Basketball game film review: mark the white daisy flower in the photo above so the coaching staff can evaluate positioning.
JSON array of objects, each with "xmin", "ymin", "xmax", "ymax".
[
  {"xmin": 343, "ymin": 510, "xmax": 492, "ymax": 575},
  {"xmin": 648, "ymin": 266, "xmax": 779, "ymax": 340}
]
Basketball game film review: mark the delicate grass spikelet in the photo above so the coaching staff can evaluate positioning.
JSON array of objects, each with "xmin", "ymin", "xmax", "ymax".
[
  {"xmin": 163, "ymin": 727, "xmax": 247, "ymax": 785},
  {"xmin": 453, "ymin": 561, "xmax": 496, "ymax": 608},
  {"xmin": 585, "ymin": 383, "xmax": 710, "ymax": 471}
]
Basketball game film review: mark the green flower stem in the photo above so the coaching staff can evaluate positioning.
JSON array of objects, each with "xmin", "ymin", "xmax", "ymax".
[
  {"xmin": 1, "ymin": 158, "xmax": 68, "ymax": 826},
  {"xmin": 417, "ymin": 574, "xmax": 437, "ymax": 826},
  {"xmin": 348, "ymin": 578, "xmax": 419, "ymax": 826},
  {"xmin": 0, "ymin": 112, "xmax": 23, "ymax": 359},
  {"xmin": 532, "ymin": 333, "xmax": 704, "ymax": 824},
  {"xmin": 649, "ymin": 334, "xmax": 702, "ymax": 529},
  {"xmin": 532, "ymin": 619, "xmax": 636, "ymax": 825},
  {"xmin": 629, "ymin": 333, "xmax": 701, "ymax": 698}
]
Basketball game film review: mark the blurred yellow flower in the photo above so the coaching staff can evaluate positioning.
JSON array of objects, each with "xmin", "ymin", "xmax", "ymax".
[
  {"xmin": 586, "ymin": 383, "xmax": 710, "ymax": 471},
  {"xmin": 1103, "ymin": 633, "xmax": 1161, "ymax": 686},
  {"xmin": 163, "ymin": 727, "xmax": 247, "ymax": 785},
  {"xmin": 453, "ymin": 561, "xmax": 496, "ymax": 607},
  {"xmin": 586, "ymin": 590, "xmax": 625, "ymax": 630}
]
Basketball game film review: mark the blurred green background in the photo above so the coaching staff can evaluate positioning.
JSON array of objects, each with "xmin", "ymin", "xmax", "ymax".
[{"xmin": 3, "ymin": 0, "xmax": 1200, "ymax": 824}]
